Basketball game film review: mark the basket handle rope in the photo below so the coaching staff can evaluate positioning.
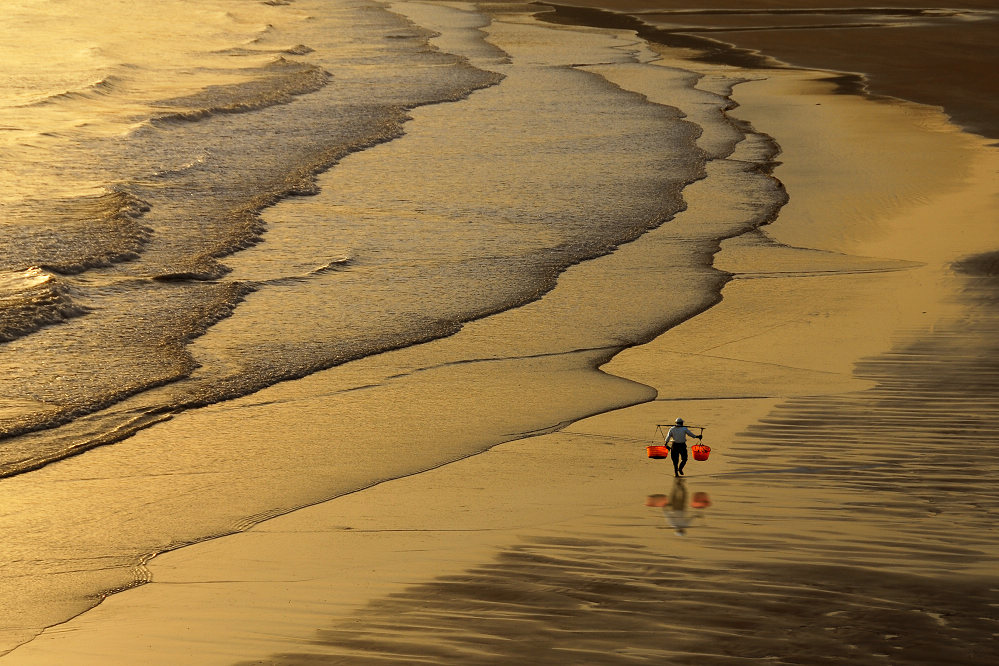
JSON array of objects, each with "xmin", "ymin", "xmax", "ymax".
[{"xmin": 655, "ymin": 424, "xmax": 706, "ymax": 445}]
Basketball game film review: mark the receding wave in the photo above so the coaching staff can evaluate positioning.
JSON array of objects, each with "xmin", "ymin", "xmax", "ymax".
[
  {"xmin": 0, "ymin": 11, "xmax": 512, "ymax": 475},
  {"xmin": 0, "ymin": 188, "xmax": 151, "ymax": 275},
  {"xmin": 151, "ymin": 58, "xmax": 331, "ymax": 123},
  {"xmin": 0, "ymin": 268, "xmax": 87, "ymax": 342},
  {"xmin": 0, "ymin": 278, "xmax": 255, "ymax": 447},
  {"xmin": 309, "ymin": 256, "xmax": 353, "ymax": 274},
  {"xmin": 17, "ymin": 75, "xmax": 122, "ymax": 108},
  {"xmin": 219, "ymin": 44, "xmax": 316, "ymax": 57},
  {"xmin": 248, "ymin": 256, "xmax": 355, "ymax": 285}
]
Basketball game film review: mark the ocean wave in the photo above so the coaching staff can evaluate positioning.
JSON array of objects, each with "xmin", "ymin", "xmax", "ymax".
[
  {"xmin": 0, "ymin": 267, "xmax": 88, "ymax": 342},
  {"xmin": 217, "ymin": 44, "xmax": 316, "ymax": 57},
  {"xmin": 16, "ymin": 75, "xmax": 122, "ymax": 108},
  {"xmin": 151, "ymin": 58, "xmax": 330, "ymax": 124},
  {"xmin": 0, "ymin": 0, "xmax": 498, "ymax": 474},
  {"xmin": 148, "ymin": 148, "xmax": 212, "ymax": 179},
  {"xmin": 310, "ymin": 256, "xmax": 353, "ymax": 274},
  {"xmin": 0, "ymin": 187, "xmax": 151, "ymax": 275},
  {"xmin": 0, "ymin": 277, "xmax": 255, "ymax": 449},
  {"xmin": 239, "ymin": 255, "xmax": 356, "ymax": 286}
]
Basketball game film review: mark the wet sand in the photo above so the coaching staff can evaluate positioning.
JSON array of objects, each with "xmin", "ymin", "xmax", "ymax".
[
  {"xmin": 4, "ymin": 2, "xmax": 999, "ymax": 664},
  {"xmin": 540, "ymin": 0, "xmax": 999, "ymax": 141}
]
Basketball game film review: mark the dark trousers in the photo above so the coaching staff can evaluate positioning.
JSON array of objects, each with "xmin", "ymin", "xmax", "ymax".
[{"xmin": 671, "ymin": 444, "xmax": 688, "ymax": 473}]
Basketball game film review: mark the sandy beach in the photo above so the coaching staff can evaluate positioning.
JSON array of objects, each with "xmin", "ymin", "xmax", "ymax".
[{"xmin": 2, "ymin": 1, "xmax": 998, "ymax": 663}]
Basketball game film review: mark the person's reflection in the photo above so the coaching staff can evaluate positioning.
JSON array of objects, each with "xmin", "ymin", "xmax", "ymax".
[{"xmin": 646, "ymin": 478, "xmax": 710, "ymax": 536}]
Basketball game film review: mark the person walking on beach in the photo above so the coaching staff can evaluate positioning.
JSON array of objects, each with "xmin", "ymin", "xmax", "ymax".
[{"xmin": 664, "ymin": 417, "xmax": 702, "ymax": 477}]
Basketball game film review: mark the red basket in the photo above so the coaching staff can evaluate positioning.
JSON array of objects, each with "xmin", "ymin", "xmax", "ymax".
[
  {"xmin": 646, "ymin": 445, "xmax": 670, "ymax": 459},
  {"xmin": 691, "ymin": 444, "xmax": 711, "ymax": 461},
  {"xmin": 691, "ymin": 491, "xmax": 711, "ymax": 508}
]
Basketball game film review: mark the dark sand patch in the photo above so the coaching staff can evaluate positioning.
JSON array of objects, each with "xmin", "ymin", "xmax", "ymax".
[
  {"xmin": 539, "ymin": 1, "xmax": 999, "ymax": 139},
  {"xmin": 240, "ymin": 537, "xmax": 997, "ymax": 665}
]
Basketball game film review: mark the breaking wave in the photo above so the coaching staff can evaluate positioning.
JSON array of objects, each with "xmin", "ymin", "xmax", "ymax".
[
  {"xmin": 0, "ymin": 268, "xmax": 87, "ymax": 342},
  {"xmin": 0, "ymin": 188, "xmax": 151, "ymax": 275},
  {"xmin": 16, "ymin": 75, "xmax": 122, "ymax": 108},
  {"xmin": 152, "ymin": 58, "xmax": 332, "ymax": 123}
]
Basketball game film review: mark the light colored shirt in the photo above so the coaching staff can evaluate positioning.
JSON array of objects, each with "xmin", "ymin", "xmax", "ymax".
[
  {"xmin": 665, "ymin": 510, "xmax": 697, "ymax": 530},
  {"xmin": 665, "ymin": 425, "xmax": 698, "ymax": 445}
]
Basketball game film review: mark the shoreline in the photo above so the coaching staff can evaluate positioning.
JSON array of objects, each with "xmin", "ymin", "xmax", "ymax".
[
  {"xmin": 3, "ymin": 1, "xmax": 998, "ymax": 663},
  {"xmin": 539, "ymin": 0, "xmax": 999, "ymax": 141}
]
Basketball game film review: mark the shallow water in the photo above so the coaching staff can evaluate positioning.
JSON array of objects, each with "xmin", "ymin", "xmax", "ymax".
[
  {"xmin": 0, "ymin": 0, "xmax": 501, "ymax": 464},
  {"xmin": 0, "ymin": 0, "xmax": 778, "ymax": 477}
]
